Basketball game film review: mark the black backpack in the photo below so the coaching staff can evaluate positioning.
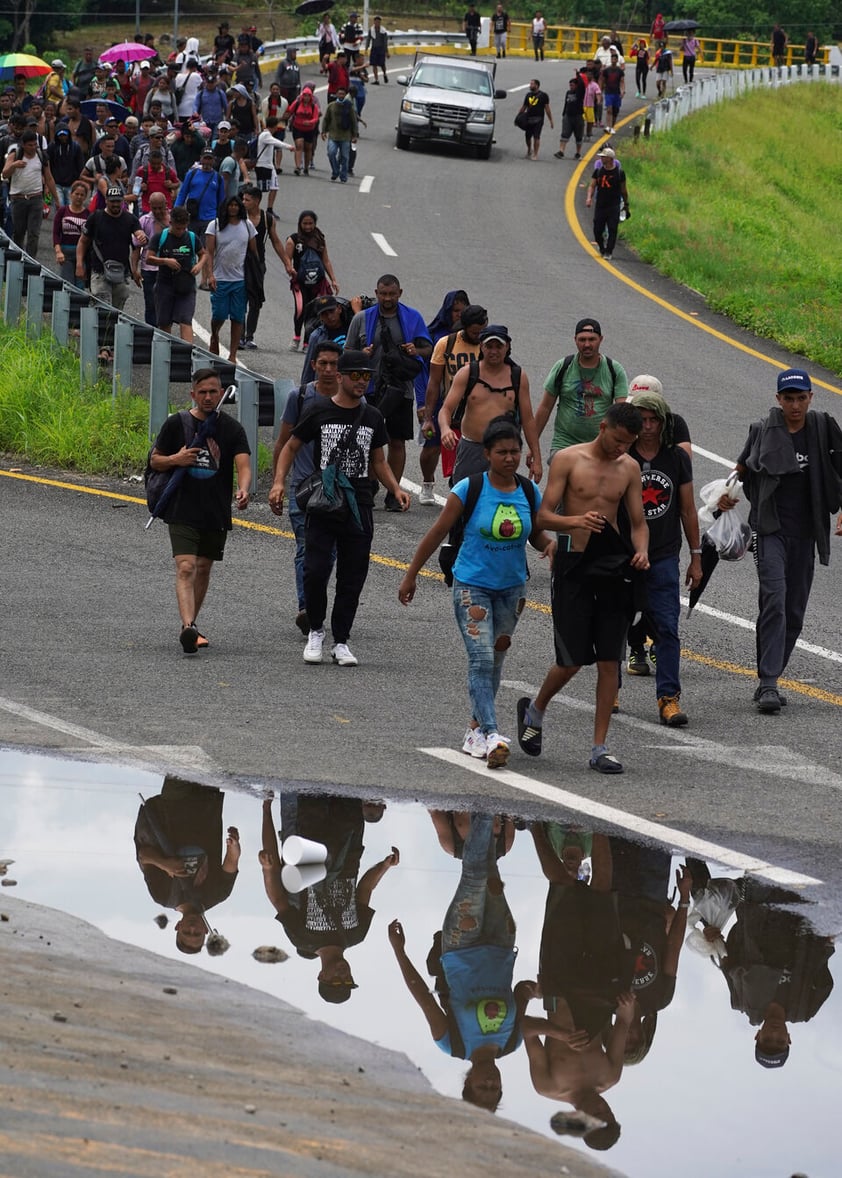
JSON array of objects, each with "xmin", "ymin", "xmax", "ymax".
[
  {"xmin": 438, "ymin": 471, "xmax": 538, "ymax": 586},
  {"xmin": 451, "ymin": 355, "xmax": 522, "ymax": 429}
]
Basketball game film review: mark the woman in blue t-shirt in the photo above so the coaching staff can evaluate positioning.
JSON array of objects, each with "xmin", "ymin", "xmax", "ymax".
[{"xmin": 399, "ymin": 417, "xmax": 553, "ymax": 768}]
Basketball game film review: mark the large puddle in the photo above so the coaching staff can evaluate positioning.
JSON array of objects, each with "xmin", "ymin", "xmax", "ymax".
[{"xmin": 2, "ymin": 747, "xmax": 839, "ymax": 1177}]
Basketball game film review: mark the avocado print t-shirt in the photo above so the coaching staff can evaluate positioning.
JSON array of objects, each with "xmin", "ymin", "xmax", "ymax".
[{"xmin": 452, "ymin": 473, "xmax": 541, "ymax": 589}]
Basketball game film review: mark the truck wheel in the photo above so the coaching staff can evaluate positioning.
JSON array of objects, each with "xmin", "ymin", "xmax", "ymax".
[
  {"xmin": 396, "ymin": 129, "xmax": 411, "ymax": 150},
  {"xmin": 476, "ymin": 142, "xmax": 492, "ymax": 160}
]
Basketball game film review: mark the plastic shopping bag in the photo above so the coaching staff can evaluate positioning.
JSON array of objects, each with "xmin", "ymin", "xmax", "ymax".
[
  {"xmin": 685, "ymin": 877, "xmax": 743, "ymax": 963},
  {"xmin": 698, "ymin": 473, "xmax": 742, "ymax": 529},
  {"xmin": 707, "ymin": 510, "xmax": 751, "ymax": 560}
]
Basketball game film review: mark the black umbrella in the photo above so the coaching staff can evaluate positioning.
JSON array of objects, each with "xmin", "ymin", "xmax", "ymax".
[
  {"xmin": 664, "ymin": 19, "xmax": 699, "ymax": 32},
  {"xmin": 145, "ymin": 386, "xmax": 236, "ymax": 529},
  {"xmin": 686, "ymin": 533, "xmax": 719, "ymax": 617},
  {"xmin": 295, "ymin": 0, "xmax": 335, "ymax": 15},
  {"xmin": 80, "ymin": 98, "xmax": 132, "ymax": 122}
]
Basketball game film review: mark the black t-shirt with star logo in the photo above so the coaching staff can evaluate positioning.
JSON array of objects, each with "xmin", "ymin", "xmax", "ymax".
[{"xmin": 629, "ymin": 414, "xmax": 692, "ymax": 562}]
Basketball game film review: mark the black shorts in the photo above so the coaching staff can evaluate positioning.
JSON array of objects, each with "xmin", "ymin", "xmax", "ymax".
[
  {"xmin": 551, "ymin": 538, "xmax": 631, "ymax": 667},
  {"xmin": 168, "ymin": 523, "xmax": 227, "ymax": 561},
  {"xmin": 155, "ymin": 283, "xmax": 197, "ymax": 326}
]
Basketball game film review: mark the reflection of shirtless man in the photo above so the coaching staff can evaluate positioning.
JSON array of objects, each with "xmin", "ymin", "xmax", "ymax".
[
  {"xmin": 439, "ymin": 324, "xmax": 542, "ymax": 484},
  {"xmin": 524, "ymin": 989, "xmax": 633, "ymax": 1151},
  {"xmin": 517, "ymin": 402, "xmax": 648, "ymax": 773}
]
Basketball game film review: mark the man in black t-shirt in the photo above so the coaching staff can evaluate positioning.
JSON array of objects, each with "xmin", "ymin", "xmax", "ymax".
[
  {"xmin": 78, "ymin": 186, "xmax": 145, "ymax": 311},
  {"xmin": 719, "ymin": 369, "xmax": 842, "ymax": 714},
  {"xmin": 585, "ymin": 146, "xmax": 629, "ymax": 260},
  {"xmin": 463, "ymin": 5, "xmax": 481, "ymax": 55},
  {"xmin": 146, "ymin": 205, "xmax": 205, "ymax": 341},
  {"xmin": 150, "ymin": 367, "xmax": 251, "ymax": 654},
  {"xmin": 519, "ymin": 78, "xmax": 554, "ymax": 160},
  {"xmin": 624, "ymin": 385, "xmax": 701, "ymax": 727},
  {"xmin": 269, "ymin": 350, "xmax": 410, "ymax": 667}
]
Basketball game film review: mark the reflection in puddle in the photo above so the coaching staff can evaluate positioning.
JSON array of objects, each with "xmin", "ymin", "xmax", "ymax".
[{"xmin": 2, "ymin": 748, "xmax": 840, "ymax": 1177}]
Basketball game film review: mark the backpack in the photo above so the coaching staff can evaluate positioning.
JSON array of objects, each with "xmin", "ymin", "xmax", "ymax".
[
  {"xmin": 438, "ymin": 472, "xmax": 538, "ymax": 586},
  {"xmin": 297, "ymin": 243, "xmax": 325, "ymax": 287},
  {"xmin": 246, "ymin": 135, "xmax": 259, "ymax": 165},
  {"xmin": 553, "ymin": 353, "xmax": 618, "ymax": 399},
  {"xmin": 451, "ymin": 355, "xmax": 522, "ymax": 429},
  {"xmin": 144, "ymin": 410, "xmax": 194, "ymax": 512}
]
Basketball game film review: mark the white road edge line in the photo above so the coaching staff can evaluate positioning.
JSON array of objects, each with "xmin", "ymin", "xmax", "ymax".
[
  {"xmin": 192, "ymin": 320, "xmax": 211, "ymax": 346},
  {"xmin": 420, "ymin": 747, "xmax": 821, "ymax": 887},
  {"xmin": 371, "ymin": 231, "xmax": 397, "ymax": 257},
  {"xmin": 359, "ymin": 175, "xmax": 374, "ymax": 193}
]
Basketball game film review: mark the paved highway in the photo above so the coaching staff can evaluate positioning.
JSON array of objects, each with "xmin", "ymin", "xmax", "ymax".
[{"xmin": 4, "ymin": 56, "xmax": 842, "ymax": 919}]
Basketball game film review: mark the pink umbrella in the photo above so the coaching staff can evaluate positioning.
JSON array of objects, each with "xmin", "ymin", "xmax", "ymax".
[{"xmin": 99, "ymin": 41, "xmax": 157, "ymax": 65}]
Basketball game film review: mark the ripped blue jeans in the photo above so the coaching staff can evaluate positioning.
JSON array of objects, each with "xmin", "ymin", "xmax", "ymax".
[{"xmin": 452, "ymin": 579, "xmax": 526, "ymax": 736}]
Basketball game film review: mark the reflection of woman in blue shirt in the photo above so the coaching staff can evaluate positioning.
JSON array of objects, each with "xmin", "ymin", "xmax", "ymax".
[
  {"xmin": 399, "ymin": 417, "xmax": 552, "ymax": 768},
  {"xmin": 388, "ymin": 813, "xmax": 525, "ymax": 1110}
]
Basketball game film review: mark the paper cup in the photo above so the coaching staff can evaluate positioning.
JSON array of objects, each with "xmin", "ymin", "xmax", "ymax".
[
  {"xmin": 282, "ymin": 862, "xmax": 327, "ymax": 893},
  {"xmin": 282, "ymin": 835, "xmax": 328, "ymax": 866}
]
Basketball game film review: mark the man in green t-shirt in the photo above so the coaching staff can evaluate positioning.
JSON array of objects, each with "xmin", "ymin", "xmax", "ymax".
[{"xmin": 533, "ymin": 318, "xmax": 629, "ymax": 458}]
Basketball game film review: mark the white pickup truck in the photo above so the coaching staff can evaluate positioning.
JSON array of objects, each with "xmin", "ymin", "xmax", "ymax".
[{"xmin": 395, "ymin": 54, "xmax": 507, "ymax": 160}]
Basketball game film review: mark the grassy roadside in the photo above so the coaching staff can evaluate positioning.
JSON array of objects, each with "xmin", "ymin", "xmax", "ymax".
[
  {"xmin": 621, "ymin": 83, "xmax": 842, "ymax": 377},
  {"xmin": 0, "ymin": 325, "xmax": 273, "ymax": 478},
  {"xmin": 0, "ymin": 325, "xmax": 153, "ymax": 474}
]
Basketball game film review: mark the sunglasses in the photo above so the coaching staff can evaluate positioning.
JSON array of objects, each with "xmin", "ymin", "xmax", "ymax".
[{"xmin": 343, "ymin": 370, "xmax": 372, "ymax": 381}]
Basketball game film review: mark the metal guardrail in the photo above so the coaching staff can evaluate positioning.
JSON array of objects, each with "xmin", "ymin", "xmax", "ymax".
[
  {"xmin": 640, "ymin": 61, "xmax": 841, "ymax": 137},
  {"xmin": 263, "ymin": 24, "xmax": 831, "ymax": 70},
  {"xmin": 503, "ymin": 23, "xmax": 831, "ymax": 69},
  {"xmin": 0, "ymin": 232, "xmax": 294, "ymax": 493}
]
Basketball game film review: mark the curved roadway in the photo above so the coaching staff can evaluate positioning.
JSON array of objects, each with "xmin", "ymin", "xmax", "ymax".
[{"xmin": 3, "ymin": 57, "xmax": 842, "ymax": 911}]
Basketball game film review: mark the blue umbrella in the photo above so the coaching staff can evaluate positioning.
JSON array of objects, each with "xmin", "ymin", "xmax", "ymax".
[
  {"xmin": 145, "ymin": 386, "xmax": 236, "ymax": 529},
  {"xmin": 80, "ymin": 98, "xmax": 132, "ymax": 122}
]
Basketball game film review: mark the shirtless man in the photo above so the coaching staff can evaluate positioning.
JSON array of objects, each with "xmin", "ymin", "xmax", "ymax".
[
  {"xmin": 524, "ymin": 828, "xmax": 631, "ymax": 1150},
  {"xmin": 516, "ymin": 402, "xmax": 648, "ymax": 774},
  {"xmin": 439, "ymin": 324, "xmax": 542, "ymax": 485}
]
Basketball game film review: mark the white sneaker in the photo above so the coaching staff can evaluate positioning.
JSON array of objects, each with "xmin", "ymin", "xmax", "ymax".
[
  {"xmin": 462, "ymin": 728, "xmax": 487, "ymax": 759},
  {"xmin": 419, "ymin": 482, "xmax": 436, "ymax": 505},
  {"xmin": 303, "ymin": 629, "xmax": 325, "ymax": 663},
  {"xmin": 331, "ymin": 642, "xmax": 359, "ymax": 667},
  {"xmin": 485, "ymin": 733, "xmax": 511, "ymax": 769}
]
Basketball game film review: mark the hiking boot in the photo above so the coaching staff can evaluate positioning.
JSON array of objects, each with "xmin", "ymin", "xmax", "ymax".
[
  {"xmin": 419, "ymin": 482, "xmax": 436, "ymax": 505},
  {"xmin": 486, "ymin": 733, "xmax": 511, "ymax": 769},
  {"xmin": 462, "ymin": 727, "xmax": 487, "ymax": 759},
  {"xmin": 516, "ymin": 697, "xmax": 543, "ymax": 756},
  {"xmin": 331, "ymin": 642, "xmax": 358, "ymax": 667},
  {"xmin": 627, "ymin": 647, "xmax": 650, "ymax": 676},
  {"xmin": 659, "ymin": 694, "xmax": 688, "ymax": 727},
  {"xmin": 295, "ymin": 608, "xmax": 309, "ymax": 636},
  {"xmin": 179, "ymin": 624, "xmax": 198, "ymax": 654},
  {"xmin": 303, "ymin": 629, "xmax": 325, "ymax": 663},
  {"xmin": 756, "ymin": 686, "xmax": 782, "ymax": 714}
]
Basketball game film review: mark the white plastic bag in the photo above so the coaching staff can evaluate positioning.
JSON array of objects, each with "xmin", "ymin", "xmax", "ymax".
[
  {"xmin": 698, "ymin": 473, "xmax": 742, "ymax": 529},
  {"xmin": 707, "ymin": 511, "xmax": 751, "ymax": 560},
  {"xmin": 688, "ymin": 877, "xmax": 741, "ymax": 928}
]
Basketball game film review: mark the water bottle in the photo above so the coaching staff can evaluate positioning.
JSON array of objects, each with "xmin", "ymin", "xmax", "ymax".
[{"xmin": 132, "ymin": 175, "xmax": 143, "ymax": 197}]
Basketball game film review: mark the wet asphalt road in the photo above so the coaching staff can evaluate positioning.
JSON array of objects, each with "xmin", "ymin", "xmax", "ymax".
[{"xmin": 4, "ymin": 56, "xmax": 842, "ymax": 924}]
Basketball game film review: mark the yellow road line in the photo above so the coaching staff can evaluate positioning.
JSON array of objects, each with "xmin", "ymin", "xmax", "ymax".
[
  {"xmin": 564, "ymin": 111, "xmax": 842, "ymax": 397},
  {"xmin": 5, "ymin": 466, "xmax": 841, "ymax": 707}
]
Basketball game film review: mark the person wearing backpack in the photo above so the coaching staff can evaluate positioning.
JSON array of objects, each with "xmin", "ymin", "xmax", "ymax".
[
  {"xmin": 533, "ymin": 317, "xmax": 629, "ymax": 459},
  {"xmin": 439, "ymin": 325, "xmax": 543, "ymax": 487},
  {"xmin": 399, "ymin": 417, "xmax": 553, "ymax": 766},
  {"xmin": 283, "ymin": 209, "xmax": 339, "ymax": 350},
  {"xmin": 320, "ymin": 85, "xmax": 358, "ymax": 183},
  {"xmin": 2, "ymin": 129, "xmax": 59, "ymax": 257},
  {"xmin": 146, "ymin": 204, "xmax": 205, "ymax": 342}
]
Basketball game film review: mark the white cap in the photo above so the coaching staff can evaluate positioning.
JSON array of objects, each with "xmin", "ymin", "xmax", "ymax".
[{"xmin": 628, "ymin": 374, "xmax": 664, "ymax": 399}]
